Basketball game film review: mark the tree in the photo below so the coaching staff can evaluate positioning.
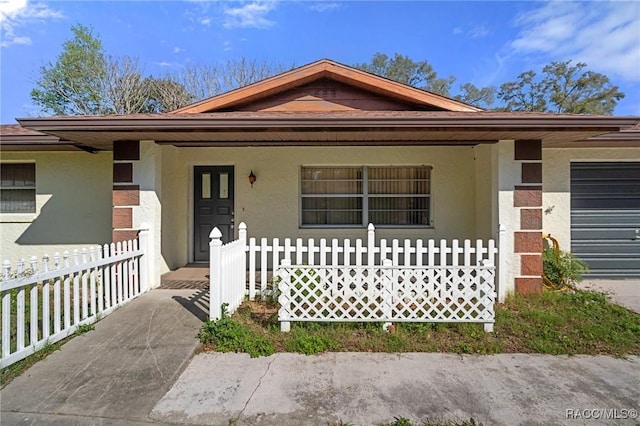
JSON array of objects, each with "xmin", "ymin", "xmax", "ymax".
[
  {"xmin": 354, "ymin": 53, "xmax": 455, "ymax": 96},
  {"xmin": 144, "ymin": 77, "xmax": 194, "ymax": 112},
  {"xmin": 31, "ymin": 25, "xmax": 194, "ymax": 115},
  {"xmin": 455, "ymin": 83, "xmax": 495, "ymax": 110},
  {"xmin": 497, "ymin": 61, "xmax": 625, "ymax": 114},
  {"xmin": 31, "ymin": 24, "xmax": 108, "ymax": 115},
  {"xmin": 173, "ymin": 58, "xmax": 295, "ymax": 101}
]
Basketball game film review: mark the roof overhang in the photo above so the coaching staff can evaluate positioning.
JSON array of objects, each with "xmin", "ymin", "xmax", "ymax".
[{"xmin": 13, "ymin": 113, "xmax": 638, "ymax": 151}]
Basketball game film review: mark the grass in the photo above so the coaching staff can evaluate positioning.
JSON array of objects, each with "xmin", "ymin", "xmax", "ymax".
[
  {"xmin": 0, "ymin": 295, "xmax": 97, "ymax": 388},
  {"xmin": 198, "ymin": 290, "xmax": 640, "ymax": 357}
]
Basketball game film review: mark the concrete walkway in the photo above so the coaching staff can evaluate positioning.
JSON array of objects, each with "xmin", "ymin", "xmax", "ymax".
[
  {"xmin": 2, "ymin": 285, "xmax": 639, "ymax": 425},
  {"xmin": 1, "ymin": 289, "xmax": 207, "ymax": 425}
]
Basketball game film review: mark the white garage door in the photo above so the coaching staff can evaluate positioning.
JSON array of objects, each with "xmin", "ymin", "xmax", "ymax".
[{"xmin": 571, "ymin": 162, "xmax": 640, "ymax": 278}]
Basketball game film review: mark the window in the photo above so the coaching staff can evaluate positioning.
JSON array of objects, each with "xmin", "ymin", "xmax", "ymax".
[
  {"xmin": 301, "ymin": 166, "xmax": 431, "ymax": 226},
  {"xmin": 1, "ymin": 163, "xmax": 36, "ymax": 213}
]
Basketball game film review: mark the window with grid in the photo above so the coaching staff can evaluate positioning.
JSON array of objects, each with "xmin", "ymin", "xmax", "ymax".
[
  {"xmin": 301, "ymin": 166, "xmax": 431, "ymax": 226},
  {"xmin": 1, "ymin": 163, "xmax": 36, "ymax": 213}
]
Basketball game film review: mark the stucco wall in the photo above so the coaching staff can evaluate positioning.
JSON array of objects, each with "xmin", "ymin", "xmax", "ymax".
[
  {"xmin": 0, "ymin": 151, "xmax": 112, "ymax": 263},
  {"xmin": 474, "ymin": 144, "xmax": 495, "ymax": 240},
  {"xmin": 542, "ymin": 147, "xmax": 640, "ymax": 250},
  {"xmin": 159, "ymin": 145, "xmax": 481, "ymax": 267}
]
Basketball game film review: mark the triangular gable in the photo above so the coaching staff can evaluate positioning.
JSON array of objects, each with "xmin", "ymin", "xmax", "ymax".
[{"xmin": 172, "ymin": 59, "xmax": 481, "ymax": 114}]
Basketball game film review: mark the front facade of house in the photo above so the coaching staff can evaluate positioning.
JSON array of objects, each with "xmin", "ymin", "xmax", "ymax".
[{"xmin": 2, "ymin": 60, "xmax": 639, "ymax": 299}]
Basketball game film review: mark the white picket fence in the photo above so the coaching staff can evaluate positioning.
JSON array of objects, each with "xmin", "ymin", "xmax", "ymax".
[
  {"xmin": 209, "ymin": 224, "xmax": 247, "ymax": 320},
  {"xmin": 209, "ymin": 223, "xmax": 498, "ymax": 330},
  {"xmin": 245, "ymin": 224, "xmax": 497, "ymax": 299},
  {"xmin": 0, "ymin": 227, "xmax": 149, "ymax": 368}
]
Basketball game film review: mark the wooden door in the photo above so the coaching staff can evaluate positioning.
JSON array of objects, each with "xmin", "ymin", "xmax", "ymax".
[{"xmin": 194, "ymin": 166, "xmax": 234, "ymax": 262}]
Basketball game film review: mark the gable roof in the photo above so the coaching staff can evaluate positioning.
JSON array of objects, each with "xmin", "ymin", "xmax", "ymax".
[{"xmin": 172, "ymin": 59, "xmax": 482, "ymax": 114}]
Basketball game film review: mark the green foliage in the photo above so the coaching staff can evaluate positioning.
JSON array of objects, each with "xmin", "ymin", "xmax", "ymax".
[
  {"xmin": 498, "ymin": 290, "xmax": 640, "ymax": 356},
  {"xmin": 543, "ymin": 247, "xmax": 589, "ymax": 289},
  {"xmin": 284, "ymin": 329, "xmax": 339, "ymax": 354},
  {"xmin": 200, "ymin": 290, "xmax": 639, "ymax": 358},
  {"xmin": 75, "ymin": 323, "xmax": 95, "ymax": 335},
  {"xmin": 31, "ymin": 24, "xmax": 107, "ymax": 115},
  {"xmin": 354, "ymin": 53, "xmax": 455, "ymax": 96},
  {"xmin": 497, "ymin": 60, "xmax": 624, "ymax": 114},
  {"xmin": 1, "ymin": 339, "xmax": 65, "ymax": 387},
  {"xmin": 198, "ymin": 304, "xmax": 275, "ymax": 358}
]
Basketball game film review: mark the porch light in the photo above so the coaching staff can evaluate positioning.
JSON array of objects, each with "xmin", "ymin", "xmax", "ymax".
[{"xmin": 248, "ymin": 170, "xmax": 256, "ymax": 187}]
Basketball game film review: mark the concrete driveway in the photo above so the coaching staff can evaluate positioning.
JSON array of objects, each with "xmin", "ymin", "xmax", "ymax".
[{"xmin": 578, "ymin": 279, "xmax": 640, "ymax": 313}]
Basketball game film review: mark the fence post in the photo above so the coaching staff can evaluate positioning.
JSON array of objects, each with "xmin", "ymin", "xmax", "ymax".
[
  {"xmin": 209, "ymin": 227, "xmax": 223, "ymax": 321},
  {"xmin": 497, "ymin": 224, "xmax": 507, "ymax": 303},
  {"xmin": 382, "ymin": 258, "xmax": 393, "ymax": 332},
  {"xmin": 279, "ymin": 259, "xmax": 291, "ymax": 332},
  {"xmin": 367, "ymin": 223, "xmax": 375, "ymax": 266},
  {"xmin": 138, "ymin": 223, "xmax": 150, "ymax": 293},
  {"xmin": 2, "ymin": 260, "xmax": 10, "ymax": 281},
  {"xmin": 238, "ymin": 222, "xmax": 247, "ymax": 297}
]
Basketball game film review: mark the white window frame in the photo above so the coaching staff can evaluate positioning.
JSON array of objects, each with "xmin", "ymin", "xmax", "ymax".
[{"xmin": 300, "ymin": 165, "xmax": 432, "ymax": 228}]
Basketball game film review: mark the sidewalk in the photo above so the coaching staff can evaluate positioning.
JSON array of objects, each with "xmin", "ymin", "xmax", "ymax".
[
  {"xmin": 1, "ymin": 287, "xmax": 639, "ymax": 425},
  {"xmin": 150, "ymin": 352, "xmax": 640, "ymax": 426},
  {"xmin": 1, "ymin": 289, "xmax": 206, "ymax": 426}
]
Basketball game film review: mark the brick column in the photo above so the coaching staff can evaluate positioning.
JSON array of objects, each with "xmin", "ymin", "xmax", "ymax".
[
  {"xmin": 513, "ymin": 140, "xmax": 543, "ymax": 294},
  {"xmin": 113, "ymin": 140, "xmax": 140, "ymax": 243}
]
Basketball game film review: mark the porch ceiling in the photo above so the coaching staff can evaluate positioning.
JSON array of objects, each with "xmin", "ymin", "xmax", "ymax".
[{"xmin": 13, "ymin": 111, "xmax": 639, "ymax": 151}]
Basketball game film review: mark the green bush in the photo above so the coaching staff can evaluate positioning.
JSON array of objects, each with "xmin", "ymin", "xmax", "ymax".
[
  {"xmin": 542, "ymin": 247, "xmax": 589, "ymax": 289},
  {"xmin": 197, "ymin": 304, "xmax": 275, "ymax": 358}
]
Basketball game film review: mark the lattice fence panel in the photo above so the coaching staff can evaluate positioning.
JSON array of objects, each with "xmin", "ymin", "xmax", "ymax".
[{"xmin": 277, "ymin": 264, "xmax": 495, "ymax": 328}]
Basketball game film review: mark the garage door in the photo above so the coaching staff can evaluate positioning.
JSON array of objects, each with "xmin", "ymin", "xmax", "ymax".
[{"xmin": 571, "ymin": 162, "xmax": 640, "ymax": 278}]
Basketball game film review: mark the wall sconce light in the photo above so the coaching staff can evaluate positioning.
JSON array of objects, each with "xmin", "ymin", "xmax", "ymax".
[{"xmin": 248, "ymin": 170, "xmax": 256, "ymax": 187}]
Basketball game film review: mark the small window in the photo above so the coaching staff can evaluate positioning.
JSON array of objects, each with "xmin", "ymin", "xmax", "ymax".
[
  {"xmin": 301, "ymin": 166, "xmax": 431, "ymax": 227},
  {"xmin": 1, "ymin": 163, "xmax": 36, "ymax": 213}
]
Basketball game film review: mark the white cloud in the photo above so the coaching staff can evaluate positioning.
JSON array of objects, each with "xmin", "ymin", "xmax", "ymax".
[
  {"xmin": 452, "ymin": 24, "xmax": 489, "ymax": 38},
  {"xmin": 199, "ymin": 16, "xmax": 211, "ymax": 26},
  {"xmin": 0, "ymin": 0, "xmax": 63, "ymax": 48},
  {"xmin": 223, "ymin": 1, "xmax": 276, "ymax": 29},
  {"xmin": 469, "ymin": 25, "xmax": 489, "ymax": 39},
  {"xmin": 309, "ymin": 2, "xmax": 341, "ymax": 13},
  {"xmin": 510, "ymin": 1, "xmax": 640, "ymax": 82},
  {"xmin": 154, "ymin": 61, "xmax": 183, "ymax": 68},
  {"xmin": 172, "ymin": 46, "xmax": 185, "ymax": 54},
  {"xmin": 223, "ymin": 40, "xmax": 232, "ymax": 51}
]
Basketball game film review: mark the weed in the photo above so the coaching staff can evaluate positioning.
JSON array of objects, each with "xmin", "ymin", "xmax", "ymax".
[
  {"xmin": 75, "ymin": 323, "xmax": 95, "ymax": 335},
  {"xmin": 198, "ymin": 304, "xmax": 275, "ymax": 358},
  {"xmin": 199, "ymin": 290, "xmax": 639, "ymax": 357},
  {"xmin": 1, "ymin": 339, "xmax": 66, "ymax": 387},
  {"xmin": 284, "ymin": 330, "xmax": 339, "ymax": 354}
]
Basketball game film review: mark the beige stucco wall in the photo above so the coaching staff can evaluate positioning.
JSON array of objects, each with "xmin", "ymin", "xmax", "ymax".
[
  {"xmin": 473, "ymin": 143, "xmax": 496, "ymax": 240},
  {"xmin": 0, "ymin": 151, "xmax": 113, "ymax": 263},
  {"xmin": 158, "ymin": 145, "xmax": 483, "ymax": 268},
  {"xmin": 542, "ymin": 147, "xmax": 640, "ymax": 251}
]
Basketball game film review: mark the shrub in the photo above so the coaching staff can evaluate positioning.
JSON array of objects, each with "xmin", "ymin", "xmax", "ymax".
[
  {"xmin": 197, "ymin": 304, "xmax": 275, "ymax": 358},
  {"xmin": 542, "ymin": 247, "xmax": 589, "ymax": 290}
]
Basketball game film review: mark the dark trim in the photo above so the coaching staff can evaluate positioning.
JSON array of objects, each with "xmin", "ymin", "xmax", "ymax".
[
  {"xmin": 514, "ymin": 139, "xmax": 542, "ymax": 160},
  {"xmin": 113, "ymin": 140, "xmax": 140, "ymax": 160}
]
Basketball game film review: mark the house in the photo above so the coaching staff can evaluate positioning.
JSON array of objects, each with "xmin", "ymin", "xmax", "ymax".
[{"xmin": 1, "ymin": 59, "xmax": 639, "ymax": 301}]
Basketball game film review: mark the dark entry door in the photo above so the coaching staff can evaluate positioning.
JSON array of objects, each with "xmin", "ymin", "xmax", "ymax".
[{"xmin": 194, "ymin": 166, "xmax": 234, "ymax": 262}]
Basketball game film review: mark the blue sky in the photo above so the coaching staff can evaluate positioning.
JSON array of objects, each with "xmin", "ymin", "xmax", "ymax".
[{"xmin": 1, "ymin": 0, "xmax": 639, "ymax": 123}]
